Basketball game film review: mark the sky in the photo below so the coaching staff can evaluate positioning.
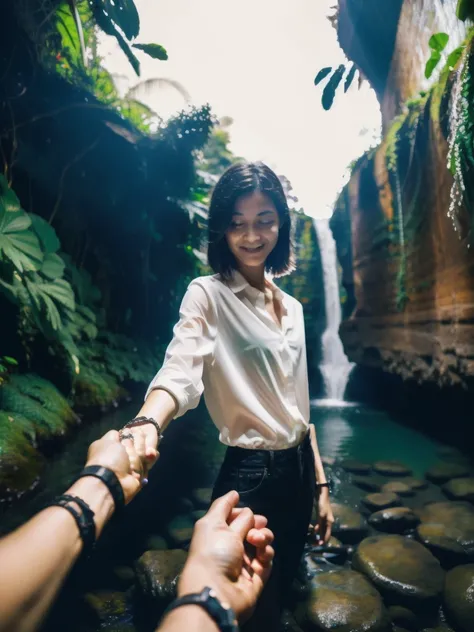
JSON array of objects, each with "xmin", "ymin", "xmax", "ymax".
[{"xmin": 99, "ymin": 0, "xmax": 381, "ymax": 218}]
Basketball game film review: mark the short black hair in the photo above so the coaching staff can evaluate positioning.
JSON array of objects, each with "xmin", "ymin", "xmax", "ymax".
[{"xmin": 207, "ymin": 161, "xmax": 295, "ymax": 279}]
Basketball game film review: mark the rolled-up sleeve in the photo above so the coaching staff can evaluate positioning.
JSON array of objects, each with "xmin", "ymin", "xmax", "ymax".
[{"xmin": 145, "ymin": 280, "xmax": 217, "ymax": 418}]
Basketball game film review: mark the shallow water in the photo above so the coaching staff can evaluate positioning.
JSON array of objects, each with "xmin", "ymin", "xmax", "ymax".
[{"xmin": 311, "ymin": 399, "xmax": 440, "ymax": 477}]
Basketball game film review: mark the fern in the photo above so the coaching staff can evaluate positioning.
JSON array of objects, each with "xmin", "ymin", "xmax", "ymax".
[
  {"xmin": 0, "ymin": 384, "xmax": 68, "ymax": 437},
  {"xmin": 9, "ymin": 374, "xmax": 77, "ymax": 425}
]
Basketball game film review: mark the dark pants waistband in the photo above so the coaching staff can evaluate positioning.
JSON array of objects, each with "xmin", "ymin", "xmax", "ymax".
[{"xmin": 224, "ymin": 430, "xmax": 311, "ymax": 470}]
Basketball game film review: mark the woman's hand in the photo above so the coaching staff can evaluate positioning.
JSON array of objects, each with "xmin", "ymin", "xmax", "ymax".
[
  {"xmin": 85, "ymin": 430, "xmax": 144, "ymax": 504},
  {"xmin": 310, "ymin": 487, "xmax": 334, "ymax": 545},
  {"xmin": 122, "ymin": 424, "xmax": 160, "ymax": 477}
]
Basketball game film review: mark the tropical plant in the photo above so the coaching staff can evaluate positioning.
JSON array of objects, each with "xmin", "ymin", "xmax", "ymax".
[{"xmin": 314, "ymin": 62, "xmax": 359, "ymax": 110}]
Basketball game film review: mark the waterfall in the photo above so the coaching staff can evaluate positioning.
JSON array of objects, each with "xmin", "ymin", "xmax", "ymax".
[{"xmin": 314, "ymin": 218, "xmax": 354, "ymax": 402}]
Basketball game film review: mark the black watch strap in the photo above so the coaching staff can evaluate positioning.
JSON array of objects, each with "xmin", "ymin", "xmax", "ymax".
[
  {"xmin": 162, "ymin": 586, "xmax": 238, "ymax": 632},
  {"xmin": 75, "ymin": 466, "xmax": 125, "ymax": 511}
]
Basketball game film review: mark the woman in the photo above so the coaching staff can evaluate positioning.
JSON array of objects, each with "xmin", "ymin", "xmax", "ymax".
[{"xmin": 123, "ymin": 162, "xmax": 334, "ymax": 630}]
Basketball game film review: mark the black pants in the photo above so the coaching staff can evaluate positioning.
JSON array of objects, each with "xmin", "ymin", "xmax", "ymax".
[{"xmin": 211, "ymin": 431, "xmax": 316, "ymax": 632}]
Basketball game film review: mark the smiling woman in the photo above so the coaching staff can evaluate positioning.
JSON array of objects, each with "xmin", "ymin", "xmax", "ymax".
[{"xmin": 127, "ymin": 161, "xmax": 334, "ymax": 632}]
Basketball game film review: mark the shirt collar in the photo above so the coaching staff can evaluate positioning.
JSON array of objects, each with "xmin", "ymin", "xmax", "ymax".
[{"xmin": 226, "ymin": 270, "xmax": 285, "ymax": 305}]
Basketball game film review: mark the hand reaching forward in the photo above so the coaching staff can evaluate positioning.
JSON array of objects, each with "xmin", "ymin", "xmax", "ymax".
[{"xmin": 178, "ymin": 490, "xmax": 274, "ymax": 623}]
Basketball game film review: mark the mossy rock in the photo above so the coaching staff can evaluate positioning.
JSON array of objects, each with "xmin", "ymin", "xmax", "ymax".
[
  {"xmin": 8, "ymin": 374, "xmax": 76, "ymax": 426},
  {"xmin": 415, "ymin": 523, "xmax": 471, "ymax": 568},
  {"xmin": 373, "ymin": 461, "xmax": 412, "ymax": 477},
  {"xmin": 403, "ymin": 477, "xmax": 428, "ymax": 490},
  {"xmin": 190, "ymin": 487, "xmax": 213, "ymax": 508},
  {"xmin": 295, "ymin": 569, "xmax": 390, "ymax": 632},
  {"xmin": 331, "ymin": 502, "xmax": 368, "ymax": 544},
  {"xmin": 425, "ymin": 462, "xmax": 470, "ymax": 485},
  {"xmin": 0, "ymin": 411, "xmax": 44, "ymax": 497},
  {"xmin": 74, "ymin": 364, "xmax": 122, "ymax": 408},
  {"xmin": 381, "ymin": 481, "xmax": 414, "ymax": 497},
  {"xmin": 368, "ymin": 507, "xmax": 420, "ymax": 534},
  {"xmin": 443, "ymin": 564, "xmax": 474, "ymax": 632},
  {"xmin": 352, "ymin": 535, "xmax": 445, "ymax": 606},
  {"xmin": 83, "ymin": 590, "xmax": 128, "ymax": 623},
  {"xmin": 416, "ymin": 501, "xmax": 474, "ymax": 558},
  {"xmin": 361, "ymin": 492, "xmax": 402, "ymax": 513},
  {"xmin": 135, "ymin": 549, "xmax": 187, "ymax": 606},
  {"xmin": 340, "ymin": 459, "xmax": 372, "ymax": 474},
  {"xmin": 352, "ymin": 475, "xmax": 381, "ymax": 492},
  {"xmin": 442, "ymin": 477, "xmax": 474, "ymax": 503}
]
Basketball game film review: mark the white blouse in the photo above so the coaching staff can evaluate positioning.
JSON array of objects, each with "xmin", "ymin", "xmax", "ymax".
[{"xmin": 145, "ymin": 270, "xmax": 310, "ymax": 449}]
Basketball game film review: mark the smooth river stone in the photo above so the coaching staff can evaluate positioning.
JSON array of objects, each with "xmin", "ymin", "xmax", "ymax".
[
  {"xmin": 416, "ymin": 501, "xmax": 474, "ymax": 558},
  {"xmin": 190, "ymin": 487, "xmax": 213, "ymax": 508},
  {"xmin": 340, "ymin": 459, "xmax": 372, "ymax": 474},
  {"xmin": 443, "ymin": 564, "xmax": 474, "ymax": 632},
  {"xmin": 330, "ymin": 502, "xmax": 368, "ymax": 544},
  {"xmin": 166, "ymin": 514, "xmax": 194, "ymax": 547},
  {"xmin": 381, "ymin": 481, "xmax": 414, "ymax": 497},
  {"xmin": 295, "ymin": 569, "xmax": 390, "ymax": 632},
  {"xmin": 403, "ymin": 477, "xmax": 428, "ymax": 490},
  {"xmin": 83, "ymin": 590, "xmax": 128, "ymax": 623},
  {"xmin": 352, "ymin": 535, "xmax": 445, "ymax": 605},
  {"xmin": 442, "ymin": 477, "xmax": 474, "ymax": 503},
  {"xmin": 361, "ymin": 492, "xmax": 402, "ymax": 512},
  {"xmin": 373, "ymin": 461, "xmax": 412, "ymax": 477},
  {"xmin": 425, "ymin": 462, "xmax": 470, "ymax": 485},
  {"xmin": 352, "ymin": 475, "xmax": 381, "ymax": 492},
  {"xmin": 369, "ymin": 507, "xmax": 420, "ymax": 534},
  {"xmin": 416, "ymin": 523, "xmax": 471, "ymax": 568},
  {"xmin": 135, "ymin": 549, "xmax": 187, "ymax": 605}
]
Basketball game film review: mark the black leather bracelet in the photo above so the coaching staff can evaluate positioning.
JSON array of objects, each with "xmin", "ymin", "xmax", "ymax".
[
  {"xmin": 74, "ymin": 466, "xmax": 125, "ymax": 512},
  {"xmin": 123, "ymin": 416, "xmax": 164, "ymax": 443},
  {"xmin": 316, "ymin": 482, "xmax": 330, "ymax": 489},
  {"xmin": 44, "ymin": 494, "xmax": 96, "ymax": 557},
  {"xmin": 162, "ymin": 586, "xmax": 238, "ymax": 632}
]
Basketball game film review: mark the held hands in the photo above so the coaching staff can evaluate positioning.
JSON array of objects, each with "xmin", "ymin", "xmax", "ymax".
[
  {"xmin": 309, "ymin": 487, "xmax": 334, "ymax": 545},
  {"xmin": 85, "ymin": 430, "xmax": 145, "ymax": 504},
  {"xmin": 179, "ymin": 490, "xmax": 275, "ymax": 623}
]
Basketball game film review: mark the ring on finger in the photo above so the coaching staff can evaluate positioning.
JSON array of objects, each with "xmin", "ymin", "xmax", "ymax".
[{"xmin": 119, "ymin": 431, "xmax": 134, "ymax": 442}]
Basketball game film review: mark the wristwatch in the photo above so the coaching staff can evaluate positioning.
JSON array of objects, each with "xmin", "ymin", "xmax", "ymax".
[{"xmin": 162, "ymin": 586, "xmax": 238, "ymax": 631}]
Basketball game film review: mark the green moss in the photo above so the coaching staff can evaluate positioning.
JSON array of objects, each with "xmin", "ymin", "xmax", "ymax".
[
  {"xmin": 0, "ymin": 383, "xmax": 68, "ymax": 437},
  {"xmin": 74, "ymin": 363, "xmax": 122, "ymax": 408},
  {"xmin": 0, "ymin": 411, "xmax": 43, "ymax": 494},
  {"xmin": 9, "ymin": 374, "xmax": 76, "ymax": 426}
]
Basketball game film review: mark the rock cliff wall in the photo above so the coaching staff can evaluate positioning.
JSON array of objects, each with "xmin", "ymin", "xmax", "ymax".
[{"xmin": 333, "ymin": 0, "xmax": 474, "ymax": 394}]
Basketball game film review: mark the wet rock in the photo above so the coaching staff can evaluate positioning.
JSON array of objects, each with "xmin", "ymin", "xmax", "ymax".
[
  {"xmin": 191, "ymin": 487, "xmax": 213, "ymax": 508},
  {"xmin": 112, "ymin": 566, "xmax": 135, "ymax": 589},
  {"xmin": 340, "ymin": 459, "xmax": 371, "ymax": 474},
  {"xmin": 425, "ymin": 462, "xmax": 470, "ymax": 485},
  {"xmin": 331, "ymin": 502, "xmax": 368, "ymax": 544},
  {"xmin": 403, "ymin": 477, "xmax": 428, "ymax": 490},
  {"xmin": 361, "ymin": 492, "xmax": 402, "ymax": 512},
  {"xmin": 166, "ymin": 514, "xmax": 194, "ymax": 547},
  {"xmin": 191, "ymin": 509, "xmax": 207, "ymax": 522},
  {"xmin": 83, "ymin": 590, "xmax": 128, "ymax": 623},
  {"xmin": 295, "ymin": 569, "xmax": 390, "ymax": 632},
  {"xmin": 442, "ymin": 477, "xmax": 474, "ymax": 504},
  {"xmin": 307, "ymin": 536, "xmax": 348, "ymax": 565},
  {"xmin": 352, "ymin": 535, "xmax": 445, "ymax": 606},
  {"xmin": 416, "ymin": 524, "xmax": 471, "ymax": 568},
  {"xmin": 373, "ymin": 461, "xmax": 412, "ymax": 477},
  {"xmin": 381, "ymin": 481, "xmax": 414, "ymax": 497},
  {"xmin": 443, "ymin": 564, "xmax": 474, "ymax": 632},
  {"xmin": 280, "ymin": 608, "xmax": 304, "ymax": 631},
  {"xmin": 416, "ymin": 501, "xmax": 474, "ymax": 558},
  {"xmin": 145, "ymin": 535, "xmax": 168, "ymax": 551},
  {"xmin": 135, "ymin": 549, "xmax": 187, "ymax": 606},
  {"xmin": 352, "ymin": 475, "xmax": 381, "ymax": 492},
  {"xmin": 368, "ymin": 507, "xmax": 420, "ymax": 534},
  {"xmin": 388, "ymin": 605, "xmax": 420, "ymax": 630}
]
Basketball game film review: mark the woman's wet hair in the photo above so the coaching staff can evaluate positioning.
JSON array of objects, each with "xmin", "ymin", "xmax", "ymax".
[{"xmin": 207, "ymin": 161, "xmax": 295, "ymax": 279}]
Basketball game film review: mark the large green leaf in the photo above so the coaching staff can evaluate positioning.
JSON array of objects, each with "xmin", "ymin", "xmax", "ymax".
[
  {"xmin": 92, "ymin": 0, "xmax": 140, "ymax": 42},
  {"xmin": 29, "ymin": 214, "xmax": 61, "ymax": 253},
  {"xmin": 425, "ymin": 50, "xmax": 441, "ymax": 78},
  {"xmin": 41, "ymin": 253, "xmax": 66, "ymax": 280},
  {"xmin": 56, "ymin": 3, "xmax": 83, "ymax": 67},
  {"xmin": 132, "ymin": 43, "xmax": 168, "ymax": 60},
  {"xmin": 429, "ymin": 32, "xmax": 449, "ymax": 52},
  {"xmin": 0, "ymin": 206, "xmax": 43, "ymax": 273},
  {"xmin": 0, "ymin": 174, "xmax": 21, "ymax": 213},
  {"xmin": 25, "ymin": 276, "xmax": 75, "ymax": 330}
]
